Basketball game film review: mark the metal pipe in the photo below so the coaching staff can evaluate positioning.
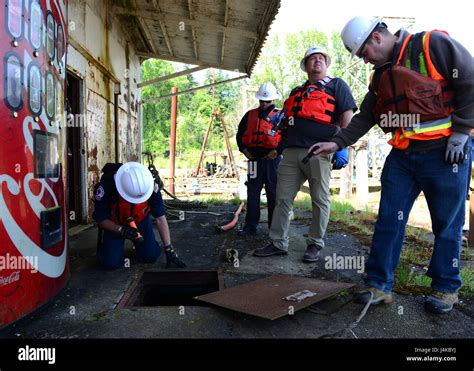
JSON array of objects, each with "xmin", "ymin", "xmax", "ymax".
[
  {"xmin": 141, "ymin": 75, "xmax": 248, "ymax": 104},
  {"xmin": 170, "ymin": 87, "xmax": 178, "ymax": 195}
]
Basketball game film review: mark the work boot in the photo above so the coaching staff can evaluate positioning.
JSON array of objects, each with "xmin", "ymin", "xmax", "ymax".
[
  {"xmin": 165, "ymin": 245, "xmax": 186, "ymax": 268},
  {"xmin": 424, "ymin": 291, "xmax": 458, "ymax": 314},
  {"xmin": 354, "ymin": 286, "xmax": 392, "ymax": 305},
  {"xmin": 302, "ymin": 244, "xmax": 321, "ymax": 262},
  {"xmin": 237, "ymin": 226, "xmax": 257, "ymax": 237},
  {"xmin": 253, "ymin": 243, "xmax": 287, "ymax": 257}
]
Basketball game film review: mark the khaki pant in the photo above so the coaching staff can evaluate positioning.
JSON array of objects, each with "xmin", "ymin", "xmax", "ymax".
[{"xmin": 269, "ymin": 147, "xmax": 332, "ymax": 251}]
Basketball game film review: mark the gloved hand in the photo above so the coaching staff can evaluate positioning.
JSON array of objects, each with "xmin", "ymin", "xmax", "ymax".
[
  {"xmin": 165, "ymin": 244, "xmax": 187, "ymax": 268},
  {"xmin": 445, "ymin": 132, "xmax": 469, "ymax": 164},
  {"xmin": 332, "ymin": 148, "xmax": 349, "ymax": 170},
  {"xmin": 119, "ymin": 225, "xmax": 139, "ymax": 241}
]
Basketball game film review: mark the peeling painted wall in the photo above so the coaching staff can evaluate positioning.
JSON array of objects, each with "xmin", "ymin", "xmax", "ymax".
[{"xmin": 68, "ymin": 0, "xmax": 142, "ymax": 222}]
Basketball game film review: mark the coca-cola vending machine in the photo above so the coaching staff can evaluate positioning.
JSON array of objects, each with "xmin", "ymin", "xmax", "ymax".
[{"xmin": 0, "ymin": 0, "xmax": 69, "ymax": 327}]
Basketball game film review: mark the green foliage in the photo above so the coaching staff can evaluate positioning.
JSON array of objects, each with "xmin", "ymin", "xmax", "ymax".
[
  {"xmin": 141, "ymin": 60, "xmax": 242, "ymax": 163},
  {"xmin": 142, "ymin": 28, "xmax": 373, "ymax": 166}
]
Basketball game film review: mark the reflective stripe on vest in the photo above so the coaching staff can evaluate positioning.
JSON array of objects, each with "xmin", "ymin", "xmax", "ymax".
[{"xmin": 380, "ymin": 31, "xmax": 453, "ymax": 149}]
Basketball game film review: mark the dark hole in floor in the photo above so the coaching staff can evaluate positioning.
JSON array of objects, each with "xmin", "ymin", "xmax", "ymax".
[{"xmin": 118, "ymin": 270, "xmax": 223, "ymax": 307}]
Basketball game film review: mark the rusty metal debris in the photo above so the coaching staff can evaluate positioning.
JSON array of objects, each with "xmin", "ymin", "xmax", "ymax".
[{"xmin": 196, "ymin": 274, "xmax": 354, "ymax": 320}]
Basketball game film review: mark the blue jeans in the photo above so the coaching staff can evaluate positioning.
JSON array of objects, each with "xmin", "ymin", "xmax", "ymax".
[
  {"xmin": 245, "ymin": 156, "xmax": 280, "ymax": 230},
  {"xmin": 366, "ymin": 145, "xmax": 470, "ymax": 294},
  {"xmin": 97, "ymin": 215, "xmax": 161, "ymax": 269}
]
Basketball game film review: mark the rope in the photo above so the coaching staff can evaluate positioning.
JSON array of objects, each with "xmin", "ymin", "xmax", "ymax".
[{"xmin": 313, "ymin": 291, "xmax": 374, "ymax": 339}]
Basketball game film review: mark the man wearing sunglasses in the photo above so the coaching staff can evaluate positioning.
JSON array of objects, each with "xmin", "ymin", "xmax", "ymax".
[{"xmin": 309, "ymin": 16, "xmax": 474, "ymax": 314}]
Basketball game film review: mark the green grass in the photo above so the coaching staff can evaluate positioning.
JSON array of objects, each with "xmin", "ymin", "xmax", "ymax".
[{"xmin": 394, "ymin": 264, "xmax": 474, "ymax": 297}]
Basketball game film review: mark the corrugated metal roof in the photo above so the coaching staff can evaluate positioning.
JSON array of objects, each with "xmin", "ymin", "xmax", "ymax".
[{"xmin": 112, "ymin": 0, "xmax": 280, "ymax": 75}]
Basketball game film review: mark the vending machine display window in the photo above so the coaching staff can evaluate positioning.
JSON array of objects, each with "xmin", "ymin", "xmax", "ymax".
[
  {"xmin": 29, "ymin": 0, "xmax": 43, "ymax": 51},
  {"xmin": 45, "ymin": 11, "xmax": 55, "ymax": 61},
  {"xmin": 6, "ymin": 0, "xmax": 24, "ymax": 40},
  {"xmin": 57, "ymin": 24, "xmax": 64, "ymax": 65},
  {"xmin": 45, "ymin": 71, "xmax": 55, "ymax": 120},
  {"xmin": 33, "ymin": 130, "xmax": 59, "ymax": 179},
  {"xmin": 3, "ymin": 52, "xmax": 24, "ymax": 111},
  {"xmin": 28, "ymin": 62, "xmax": 42, "ymax": 115}
]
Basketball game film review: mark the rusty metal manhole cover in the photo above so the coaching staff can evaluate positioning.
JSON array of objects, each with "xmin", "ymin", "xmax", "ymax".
[{"xmin": 196, "ymin": 274, "xmax": 354, "ymax": 320}]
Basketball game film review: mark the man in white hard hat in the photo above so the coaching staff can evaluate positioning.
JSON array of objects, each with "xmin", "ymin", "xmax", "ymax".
[
  {"xmin": 236, "ymin": 81, "xmax": 283, "ymax": 236},
  {"xmin": 93, "ymin": 162, "xmax": 186, "ymax": 269},
  {"xmin": 309, "ymin": 16, "xmax": 474, "ymax": 314},
  {"xmin": 254, "ymin": 47, "xmax": 357, "ymax": 261}
]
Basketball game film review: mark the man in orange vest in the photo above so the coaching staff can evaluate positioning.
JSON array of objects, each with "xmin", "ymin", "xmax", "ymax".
[
  {"xmin": 93, "ymin": 162, "xmax": 185, "ymax": 269},
  {"xmin": 254, "ymin": 47, "xmax": 357, "ymax": 262},
  {"xmin": 236, "ymin": 82, "xmax": 283, "ymax": 236},
  {"xmin": 310, "ymin": 17, "xmax": 474, "ymax": 314}
]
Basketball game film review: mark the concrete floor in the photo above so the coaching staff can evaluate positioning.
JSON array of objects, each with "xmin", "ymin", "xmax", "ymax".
[{"xmin": 1, "ymin": 204, "xmax": 473, "ymax": 339}]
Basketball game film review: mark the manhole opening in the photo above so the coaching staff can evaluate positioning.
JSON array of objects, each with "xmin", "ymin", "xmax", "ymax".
[{"xmin": 118, "ymin": 270, "xmax": 223, "ymax": 308}]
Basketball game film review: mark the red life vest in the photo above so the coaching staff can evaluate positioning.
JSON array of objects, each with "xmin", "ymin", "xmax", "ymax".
[
  {"xmin": 283, "ymin": 76, "xmax": 336, "ymax": 125},
  {"xmin": 372, "ymin": 31, "xmax": 454, "ymax": 150},
  {"xmin": 111, "ymin": 196, "xmax": 151, "ymax": 225},
  {"xmin": 241, "ymin": 108, "xmax": 282, "ymax": 149}
]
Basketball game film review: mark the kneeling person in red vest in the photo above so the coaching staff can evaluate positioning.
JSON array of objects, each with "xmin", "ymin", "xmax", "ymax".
[{"xmin": 93, "ymin": 162, "xmax": 186, "ymax": 269}]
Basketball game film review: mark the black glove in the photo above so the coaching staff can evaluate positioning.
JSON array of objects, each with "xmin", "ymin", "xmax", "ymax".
[
  {"xmin": 119, "ymin": 225, "xmax": 139, "ymax": 240},
  {"xmin": 165, "ymin": 245, "xmax": 186, "ymax": 268}
]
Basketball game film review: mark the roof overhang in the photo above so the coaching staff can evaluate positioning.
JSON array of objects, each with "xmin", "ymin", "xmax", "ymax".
[{"xmin": 112, "ymin": 0, "xmax": 281, "ymax": 75}]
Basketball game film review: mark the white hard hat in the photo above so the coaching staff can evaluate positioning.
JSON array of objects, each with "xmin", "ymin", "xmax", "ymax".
[
  {"xmin": 300, "ymin": 46, "xmax": 331, "ymax": 72},
  {"xmin": 341, "ymin": 16, "xmax": 384, "ymax": 57},
  {"xmin": 255, "ymin": 81, "xmax": 278, "ymax": 101},
  {"xmin": 114, "ymin": 162, "xmax": 154, "ymax": 204}
]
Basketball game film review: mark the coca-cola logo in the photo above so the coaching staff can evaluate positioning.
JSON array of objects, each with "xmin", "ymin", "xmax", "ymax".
[
  {"xmin": 0, "ymin": 271, "xmax": 20, "ymax": 287},
  {"xmin": 0, "ymin": 117, "xmax": 67, "ymax": 278}
]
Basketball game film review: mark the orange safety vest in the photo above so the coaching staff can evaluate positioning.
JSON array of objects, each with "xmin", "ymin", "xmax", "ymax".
[
  {"xmin": 241, "ymin": 108, "xmax": 282, "ymax": 149},
  {"xmin": 111, "ymin": 196, "xmax": 151, "ymax": 225},
  {"xmin": 372, "ymin": 30, "xmax": 454, "ymax": 150},
  {"xmin": 283, "ymin": 76, "xmax": 337, "ymax": 125}
]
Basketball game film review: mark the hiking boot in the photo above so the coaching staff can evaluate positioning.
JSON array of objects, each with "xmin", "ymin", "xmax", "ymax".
[
  {"xmin": 302, "ymin": 244, "xmax": 321, "ymax": 262},
  {"xmin": 354, "ymin": 286, "xmax": 392, "ymax": 305},
  {"xmin": 424, "ymin": 291, "xmax": 458, "ymax": 314},
  {"xmin": 237, "ymin": 226, "xmax": 257, "ymax": 237},
  {"xmin": 253, "ymin": 243, "xmax": 288, "ymax": 257}
]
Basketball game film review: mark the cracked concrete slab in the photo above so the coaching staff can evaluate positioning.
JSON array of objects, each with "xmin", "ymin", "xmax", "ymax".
[{"xmin": 1, "ymin": 205, "xmax": 473, "ymax": 339}]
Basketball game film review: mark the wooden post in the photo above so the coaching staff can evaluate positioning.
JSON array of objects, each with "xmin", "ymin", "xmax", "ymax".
[
  {"xmin": 339, "ymin": 148, "xmax": 353, "ymax": 200},
  {"xmin": 355, "ymin": 148, "xmax": 369, "ymax": 207},
  {"xmin": 169, "ymin": 87, "xmax": 178, "ymax": 195}
]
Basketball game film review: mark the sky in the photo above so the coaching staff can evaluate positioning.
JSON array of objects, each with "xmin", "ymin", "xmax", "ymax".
[
  {"xmin": 268, "ymin": 0, "xmax": 474, "ymax": 53},
  {"xmin": 178, "ymin": 0, "xmax": 473, "ymax": 83}
]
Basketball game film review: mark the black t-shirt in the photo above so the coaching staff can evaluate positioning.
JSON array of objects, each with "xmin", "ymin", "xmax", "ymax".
[{"xmin": 283, "ymin": 78, "xmax": 358, "ymax": 149}]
